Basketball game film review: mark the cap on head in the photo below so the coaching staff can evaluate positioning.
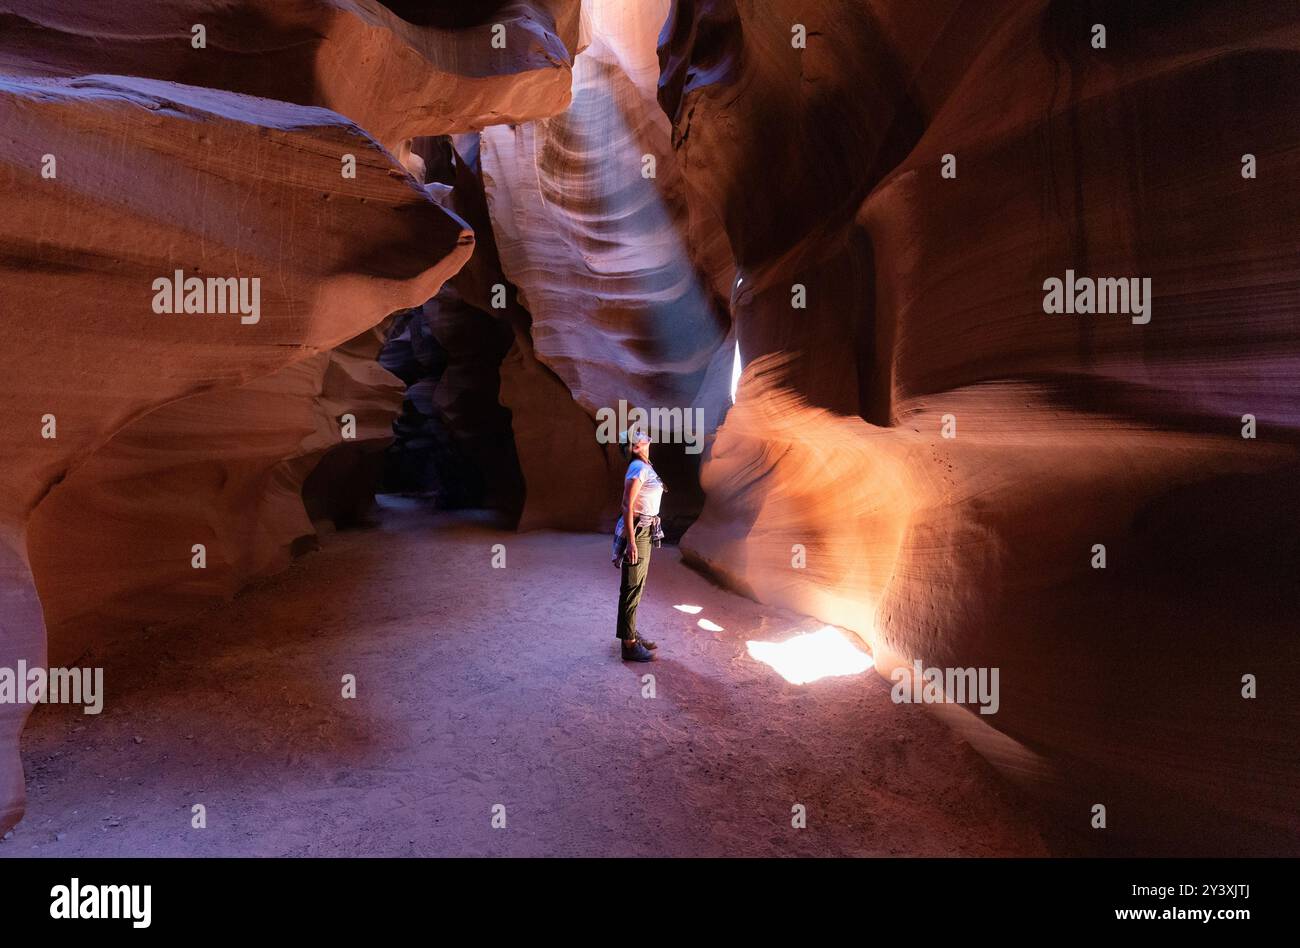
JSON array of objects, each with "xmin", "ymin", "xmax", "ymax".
[{"xmin": 620, "ymin": 428, "xmax": 651, "ymax": 460}]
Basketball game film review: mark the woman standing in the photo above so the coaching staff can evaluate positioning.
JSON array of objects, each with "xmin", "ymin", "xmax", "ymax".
[{"xmin": 613, "ymin": 430, "xmax": 665, "ymax": 661}]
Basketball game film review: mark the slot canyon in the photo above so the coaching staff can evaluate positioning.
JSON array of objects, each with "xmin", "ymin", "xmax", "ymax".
[{"xmin": 0, "ymin": 0, "xmax": 1297, "ymax": 861}]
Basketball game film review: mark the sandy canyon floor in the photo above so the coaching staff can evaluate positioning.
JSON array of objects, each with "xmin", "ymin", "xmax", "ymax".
[{"xmin": 4, "ymin": 498, "xmax": 1053, "ymax": 857}]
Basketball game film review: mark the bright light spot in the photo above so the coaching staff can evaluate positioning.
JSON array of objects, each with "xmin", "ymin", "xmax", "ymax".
[
  {"xmin": 746, "ymin": 626, "xmax": 874, "ymax": 685},
  {"xmin": 698, "ymin": 618, "xmax": 724, "ymax": 632},
  {"xmin": 673, "ymin": 604, "xmax": 703, "ymax": 614},
  {"xmin": 730, "ymin": 339, "xmax": 742, "ymax": 404}
]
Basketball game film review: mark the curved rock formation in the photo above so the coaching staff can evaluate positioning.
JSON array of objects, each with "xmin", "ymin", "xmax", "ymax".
[
  {"xmin": 0, "ymin": 74, "xmax": 471, "ymax": 831},
  {"xmin": 477, "ymin": 0, "xmax": 732, "ymax": 529},
  {"xmin": 5, "ymin": 0, "xmax": 1296, "ymax": 858},
  {"xmin": 667, "ymin": 0, "xmax": 1300, "ymax": 850},
  {"xmin": 483, "ymin": 0, "xmax": 728, "ymax": 415},
  {"xmin": 28, "ymin": 327, "xmax": 404, "ymax": 667},
  {"xmin": 0, "ymin": 0, "xmax": 582, "ymax": 151},
  {"xmin": 416, "ymin": 132, "xmax": 630, "ymax": 531}
]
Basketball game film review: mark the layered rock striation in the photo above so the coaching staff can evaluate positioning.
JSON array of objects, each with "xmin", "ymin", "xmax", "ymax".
[{"xmin": 667, "ymin": 0, "xmax": 1300, "ymax": 850}]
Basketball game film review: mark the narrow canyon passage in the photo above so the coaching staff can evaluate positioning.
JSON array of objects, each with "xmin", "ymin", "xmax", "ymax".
[{"xmin": 5, "ymin": 499, "xmax": 1047, "ymax": 858}]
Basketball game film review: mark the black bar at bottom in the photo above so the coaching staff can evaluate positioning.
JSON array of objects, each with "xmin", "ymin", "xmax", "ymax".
[{"xmin": 0, "ymin": 856, "xmax": 1284, "ymax": 934}]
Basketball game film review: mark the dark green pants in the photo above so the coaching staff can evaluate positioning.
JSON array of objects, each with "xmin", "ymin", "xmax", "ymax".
[{"xmin": 616, "ymin": 527, "xmax": 653, "ymax": 641}]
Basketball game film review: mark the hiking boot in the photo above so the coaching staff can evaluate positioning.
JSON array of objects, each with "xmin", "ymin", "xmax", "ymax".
[{"xmin": 621, "ymin": 640, "xmax": 656, "ymax": 662}]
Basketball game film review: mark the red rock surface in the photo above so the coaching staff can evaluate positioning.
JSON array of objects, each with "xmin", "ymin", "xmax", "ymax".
[
  {"xmin": 0, "ymin": 0, "xmax": 582, "ymax": 151},
  {"xmin": 27, "ymin": 328, "xmax": 404, "ymax": 667},
  {"xmin": 475, "ymin": 0, "xmax": 732, "ymax": 530},
  {"xmin": 422, "ymin": 131, "xmax": 631, "ymax": 531},
  {"xmin": 668, "ymin": 0, "xmax": 1300, "ymax": 849},
  {"xmin": 0, "ymin": 74, "xmax": 471, "ymax": 831},
  {"xmin": 2, "ymin": 0, "xmax": 1297, "ymax": 855},
  {"xmin": 481, "ymin": 0, "xmax": 728, "ymax": 418}
]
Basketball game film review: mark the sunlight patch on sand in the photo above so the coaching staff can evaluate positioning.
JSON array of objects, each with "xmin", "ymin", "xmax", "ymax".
[{"xmin": 746, "ymin": 626, "xmax": 873, "ymax": 685}]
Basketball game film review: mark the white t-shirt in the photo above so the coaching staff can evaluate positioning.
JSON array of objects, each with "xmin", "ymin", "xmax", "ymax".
[{"xmin": 627, "ymin": 460, "xmax": 664, "ymax": 517}]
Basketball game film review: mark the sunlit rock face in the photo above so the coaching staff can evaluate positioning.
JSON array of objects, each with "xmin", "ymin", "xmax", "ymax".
[
  {"xmin": 408, "ymin": 132, "xmax": 627, "ymax": 531},
  {"xmin": 483, "ymin": 0, "xmax": 727, "ymax": 414},
  {"xmin": 669, "ymin": 0, "xmax": 1300, "ymax": 850},
  {"xmin": 0, "ymin": 0, "xmax": 582, "ymax": 151},
  {"xmin": 0, "ymin": 75, "xmax": 471, "ymax": 832},
  {"xmin": 479, "ymin": 0, "xmax": 732, "ymax": 530}
]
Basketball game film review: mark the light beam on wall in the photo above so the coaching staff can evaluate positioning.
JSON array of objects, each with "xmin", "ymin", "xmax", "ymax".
[{"xmin": 730, "ymin": 339, "xmax": 741, "ymax": 404}]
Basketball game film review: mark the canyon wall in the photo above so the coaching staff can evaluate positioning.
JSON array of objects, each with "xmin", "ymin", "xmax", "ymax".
[
  {"xmin": 668, "ymin": 0, "xmax": 1300, "ymax": 850},
  {"xmin": 0, "ymin": 0, "xmax": 581, "ymax": 152},
  {"xmin": 0, "ymin": 1, "xmax": 584, "ymax": 832},
  {"xmin": 478, "ymin": 0, "xmax": 733, "ymax": 533},
  {"xmin": 28, "ymin": 328, "xmax": 405, "ymax": 667},
  {"xmin": 2, "ymin": 0, "xmax": 1296, "ymax": 854},
  {"xmin": 409, "ymin": 132, "xmax": 630, "ymax": 532}
]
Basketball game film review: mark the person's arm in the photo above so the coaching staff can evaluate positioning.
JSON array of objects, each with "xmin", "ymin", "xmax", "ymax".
[{"xmin": 622, "ymin": 472, "xmax": 643, "ymax": 564}]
